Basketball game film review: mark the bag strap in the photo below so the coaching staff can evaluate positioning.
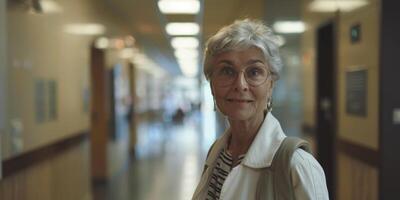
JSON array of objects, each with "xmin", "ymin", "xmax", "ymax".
[
  {"xmin": 256, "ymin": 137, "xmax": 311, "ymax": 200},
  {"xmin": 272, "ymin": 137, "xmax": 311, "ymax": 200}
]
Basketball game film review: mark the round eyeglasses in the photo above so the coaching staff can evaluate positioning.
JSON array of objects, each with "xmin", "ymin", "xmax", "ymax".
[{"xmin": 211, "ymin": 65, "xmax": 271, "ymax": 87}]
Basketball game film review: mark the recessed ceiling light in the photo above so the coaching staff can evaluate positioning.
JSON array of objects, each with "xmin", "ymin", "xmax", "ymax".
[
  {"xmin": 174, "ymin": 49, "xmax": 199, "ymax": 59},
  {"xmin": 166, "ymin": 23, "xmax": 199, "ymax": 36},
  {"xmin": 171, "ymin": 37, "xmax": 199, "ymax": 49},
  {"xmin": 158, "ymin": 0, "xmax": 200, "ymax": 14},
  {"xmin": 309, "ymin": 0, "xmax": 368, "ymax": 12},
  {"xmin": 273, "ymin": 21, "xmax": 305, "ymax": 34}
]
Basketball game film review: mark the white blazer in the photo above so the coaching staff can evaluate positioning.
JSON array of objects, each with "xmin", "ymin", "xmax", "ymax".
[{"xmin": 192, "ymin": 113, "xmax": 329, "ymax": 200}]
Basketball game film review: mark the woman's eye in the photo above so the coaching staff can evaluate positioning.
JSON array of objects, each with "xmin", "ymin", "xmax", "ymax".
[
  {"xmin": 219, "ymin": 67, "xmax": 235, "ymax": 76},
  {"xmin": 247, "ymin": 67, "xmax": 263, "ymax": 77}
]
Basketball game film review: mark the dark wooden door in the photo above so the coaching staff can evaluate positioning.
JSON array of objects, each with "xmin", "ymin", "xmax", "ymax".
[{"xmin": 316, "ymin": 21, "xmax": 336, "ymax": 199}]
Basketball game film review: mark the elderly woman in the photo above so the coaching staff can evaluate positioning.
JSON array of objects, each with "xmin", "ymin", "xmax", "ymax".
[{"xmin": 192, "ymin": 19, "xmax": 329, "ymax": 200}]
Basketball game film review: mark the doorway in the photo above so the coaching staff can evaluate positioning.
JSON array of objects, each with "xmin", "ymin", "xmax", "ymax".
[
  {"xmin": 316, "ymin": 21, "xmax": 336, "ymax": 199},
  {"xmin": 89, "ymin": 44, "xmax": 109, "ymax": 181}
]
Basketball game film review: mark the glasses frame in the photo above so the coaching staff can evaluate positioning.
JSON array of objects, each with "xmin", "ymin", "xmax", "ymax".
[{"xmin": 210, "ymin": 65, "xmax": 271, "ymax": 87}]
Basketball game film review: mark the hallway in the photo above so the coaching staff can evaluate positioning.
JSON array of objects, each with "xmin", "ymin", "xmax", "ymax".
[
  {"xmin": 2, "ymin": 0, "xmax": 400, "ymax": 199},
  {"xmin": 93, "ymin": 113, "xmax": 212, "ymax": 200}
]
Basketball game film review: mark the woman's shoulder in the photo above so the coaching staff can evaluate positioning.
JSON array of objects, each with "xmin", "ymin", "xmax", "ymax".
[
  {"xmin": 290, "ymin": 149, "xmax": 329, "ymax": 199},
  {"xmin": 290, "ymin": 149, "xmax": 325, "ymax": 174}
]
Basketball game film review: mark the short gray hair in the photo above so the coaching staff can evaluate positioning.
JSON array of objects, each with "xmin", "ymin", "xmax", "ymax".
[{"xmin": 203, "ymin": 18, "xmax": 282, "ymax": 81}]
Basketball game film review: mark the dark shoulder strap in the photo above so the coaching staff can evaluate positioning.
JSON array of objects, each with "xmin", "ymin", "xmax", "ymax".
[{"xmin": 272, "ymin": 137, "xmax": 311, "ymax": 200}]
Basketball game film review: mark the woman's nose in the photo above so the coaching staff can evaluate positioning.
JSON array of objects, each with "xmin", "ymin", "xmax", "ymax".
[{"xmin": 233, "ymin": 72, "xmax": 249, "ymax": 91}]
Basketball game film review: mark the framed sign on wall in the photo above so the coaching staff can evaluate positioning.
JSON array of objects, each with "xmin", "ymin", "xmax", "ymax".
[{"xmin": 346, "ymin": 68, "xmax": 368, "ymax": 117}]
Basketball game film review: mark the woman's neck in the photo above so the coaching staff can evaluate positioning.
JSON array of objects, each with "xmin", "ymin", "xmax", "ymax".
[{"xmin": 227, "ymin": 111, "xmax": 265, "ymax": 156}]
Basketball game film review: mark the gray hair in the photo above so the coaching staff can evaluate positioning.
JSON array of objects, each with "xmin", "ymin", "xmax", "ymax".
[{"xmin": 203, "ymin": 18, "xmax": 282, "ymax": 81}]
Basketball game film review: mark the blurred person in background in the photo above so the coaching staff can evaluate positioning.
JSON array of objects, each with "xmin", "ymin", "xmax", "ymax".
[{"xmin": 192, "ymin": 19, "xmax": 329, "ymax": 200}]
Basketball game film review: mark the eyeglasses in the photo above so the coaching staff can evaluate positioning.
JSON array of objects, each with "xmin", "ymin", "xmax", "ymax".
[{"xmin": 211, "ymin": 65, "xmax": 271, "ymax": 87}]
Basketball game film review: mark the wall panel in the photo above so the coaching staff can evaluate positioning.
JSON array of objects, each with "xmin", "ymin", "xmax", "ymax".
[
  {"xmin": 0, "ymin": 141, "xmax": 91, "ymax": 200},
  {"xmin": 337, "ymin": 152, "xmax": 378, "ymax": 200}
]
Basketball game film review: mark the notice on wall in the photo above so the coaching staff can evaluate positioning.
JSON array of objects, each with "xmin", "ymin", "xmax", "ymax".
[
  {"xmin": 346, "ymin": 69, "xmax": 367, "ymax": 116},
  {"xmin": 35, "ymin": 79, "xmax": 59, "ymax": 123}
]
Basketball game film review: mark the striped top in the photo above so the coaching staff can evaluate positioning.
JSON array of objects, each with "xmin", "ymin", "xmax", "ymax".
[{"xmin": 206, "ymin": 147, "xmax": 246, "ymax": 200}]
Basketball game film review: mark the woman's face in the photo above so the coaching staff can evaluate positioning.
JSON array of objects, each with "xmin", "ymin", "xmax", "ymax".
[{"xmin": 210, "ymin": 47, "xmax": 274, "ymax": 121}]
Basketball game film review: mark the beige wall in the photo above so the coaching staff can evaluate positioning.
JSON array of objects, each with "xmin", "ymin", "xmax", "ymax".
[
  {"xmin": 337, "ymin": 1, "xmax": 380, "ymax": 150},
  {"xmin": 301, "ymin": 0, "xmax": 380, "ymax": 148},
  {"xmin": 336, "ymin": 2, "xmax": 381, "ymax": 199},
  {"xmin": 301, "ymin": 0, "xmax": 381, "ymax": 199},
  {"xmin": 3, "ymin": 0, "xmax": 130, "ymax": 159}
]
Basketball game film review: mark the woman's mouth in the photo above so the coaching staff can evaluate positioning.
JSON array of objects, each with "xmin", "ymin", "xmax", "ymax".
[{"xmin": 226, "ymin": 98, "xmax": 253, "ymax": 103}]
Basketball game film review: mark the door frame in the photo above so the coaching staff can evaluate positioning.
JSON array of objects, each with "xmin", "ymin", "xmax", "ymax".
[
  {"xmin": 89, "ymin": 44, "xmax": 109, "ymax": 182},
  {"xmin": 315, "ymin": 20, "xmax": 337, "ymax": 199}
]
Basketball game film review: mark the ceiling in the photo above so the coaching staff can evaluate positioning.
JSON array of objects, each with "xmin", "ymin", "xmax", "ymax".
[{"xmin": 106, "ymin": 0, "xmax": 297, "ymax": 76}]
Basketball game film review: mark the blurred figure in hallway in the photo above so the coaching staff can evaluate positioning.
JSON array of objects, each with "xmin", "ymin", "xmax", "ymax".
[{"xmin": 192, "ymin": 19, "xmax": 329, "ymax": 200}]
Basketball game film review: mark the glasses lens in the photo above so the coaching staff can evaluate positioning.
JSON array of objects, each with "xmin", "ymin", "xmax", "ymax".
[
  {"xmin": 212, "ymin": 66, "xmax": 236, "ymax": 86},
  {"xmin": 245, "ymin": 66, "xmax": 268, "ymax": 86}
]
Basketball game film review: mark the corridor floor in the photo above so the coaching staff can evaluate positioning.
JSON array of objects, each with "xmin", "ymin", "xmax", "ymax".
[{"xmin": 93, "ymin": 113, "xmax": 214, "ymax": 200}]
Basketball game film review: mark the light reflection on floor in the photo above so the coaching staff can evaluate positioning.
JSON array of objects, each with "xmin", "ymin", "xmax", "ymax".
[{"xmin": 97, "ymin": 111, "xmax": 215, "ymax": 200}]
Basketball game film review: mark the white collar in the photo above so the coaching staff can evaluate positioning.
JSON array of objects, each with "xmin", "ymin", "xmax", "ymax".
[
  {"xmin": 241, "ymin": 113, "xmax": 286, "ymax": 168},
  {"xmin": 205, "ymin": 113, "xmax": 286, "ymax": 169}
]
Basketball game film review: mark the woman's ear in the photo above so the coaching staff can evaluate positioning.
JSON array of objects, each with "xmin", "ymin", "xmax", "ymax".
[
  {"xmin": 210, "ymin": 82, "xmax": 215, "ymax": 96},
  {"xmin": 269, "ymin": 79, "xmax": 275, "ymax": 90}
]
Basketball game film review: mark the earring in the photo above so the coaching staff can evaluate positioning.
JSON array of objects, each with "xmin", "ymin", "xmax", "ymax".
[
  {"xmin": 267, "ymin": 97, "xmax": 273, "ymax": 112},
  {"xmin": 213, "ymin": 99, "xmax": 217, "ymax": 111}
]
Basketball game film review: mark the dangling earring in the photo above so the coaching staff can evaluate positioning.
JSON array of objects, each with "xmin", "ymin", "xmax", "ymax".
[
  {"xmin": 267, "ymin": 97, "xmax": 273, "ymax": 112},
  {"xmin": 213, "ymin": 99, "xmax": 217, "ymax": 111}
]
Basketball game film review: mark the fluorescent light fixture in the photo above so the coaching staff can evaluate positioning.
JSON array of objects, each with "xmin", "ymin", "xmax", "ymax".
[
  {"xmin": 166, "ymin": 23, "xmax": 199, "ymax": 36},
  {"xmin": 171, "ymin": 37, "xmax": 199, "ymax": 49},
  {"xmin": 273, "ymin": 21, "xmax": 305, "ymax": 34},
  {"xmin": 63, "ymin": 23, "xmax": 105, "ymax": 35},
  {"xmin": 309, "ymin": 0, "xmax": 368, "ymax": 12},
  {"xmin": 95, "ymin": 37, "xmax": 109, "ymax": 49},
  {"xmin": 158, "ymin": 0, "xmax": 200, "ymax": 14},
  {"xmin": 40, "ymin": 0, "xmax": 63, "ymax": 13},
  {"xmin": 174, "ymin": 49, "xmax": 199, "ymax": 59},
  {"xmin": 178, "ymin": 59, "xmax": 198, "ymax": 77}
]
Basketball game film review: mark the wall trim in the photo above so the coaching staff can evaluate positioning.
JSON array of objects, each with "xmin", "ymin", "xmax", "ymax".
[
  {"xmin": 337, "ymin": 138, "xmax": 379, "ymax": 167},
  {"xmin": 2, "ymin": 131, "xmax": 88, "ymax": 178}
]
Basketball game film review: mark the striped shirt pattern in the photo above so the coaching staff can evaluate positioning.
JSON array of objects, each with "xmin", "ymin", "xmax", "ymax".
[{"xmin": 206, "ymin": 147, "xmax": 245, "ymax": 200}]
